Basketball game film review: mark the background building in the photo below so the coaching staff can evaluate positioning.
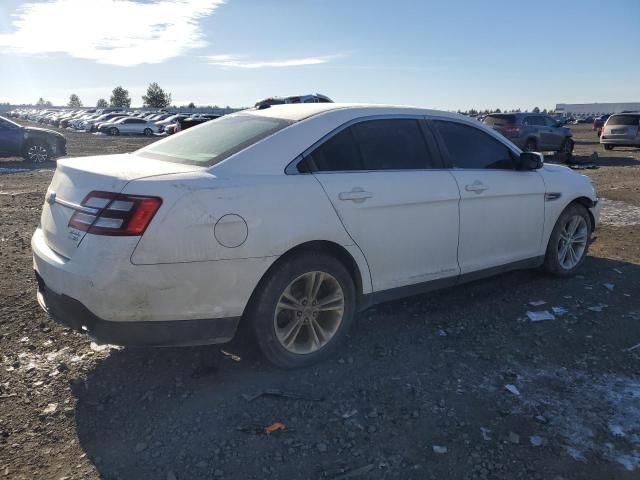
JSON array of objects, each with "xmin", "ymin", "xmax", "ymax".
[{"xmin": 555, "ymin": 102, "xmax": 640, "ymax": 117}]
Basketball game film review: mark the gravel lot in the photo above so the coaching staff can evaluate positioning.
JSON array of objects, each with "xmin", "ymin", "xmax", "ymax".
[{"xmin": 1, "ymin": 123, "xmax": 639, "ymax": 479}]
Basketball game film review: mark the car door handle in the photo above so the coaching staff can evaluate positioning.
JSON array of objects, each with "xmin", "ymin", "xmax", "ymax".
[
  {"xmin": 338, "ymin": 188, "xmax": 373, "ymax": 202},
  {"xmin": 465, "ymin": 181, "xmax": 488, "ymax": 193}
]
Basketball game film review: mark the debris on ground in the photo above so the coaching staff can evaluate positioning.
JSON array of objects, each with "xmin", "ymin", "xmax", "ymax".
[
  {"xmin": 331, "ymin": 463, "xmax": 375, "ymax": 479},
  {"xmin": 432, "ymin": 445, "xmax": 448, "ymax": 454},
  {"xmin": 527, "ymin": 310, "xmax": 555, "ymax": 322},
  {"xmin": 241, "ymin": 388, "xmax": 323, "ymax": 402},
  {"xmin": 603, "ymin": 283, "xmax": 615, "ymax": 291},
  {"xmin": 552, "ymin": 306, "xmax": 568, "ymax": 316},
  {"xmin": 588, "ymin": 304, "xmax": 609, "ymax": 312},
  {"xmin": 264, "ymin": 422, "xmax": 286, "ymax": 434},
  {"xmin": 480, "ymin": 427, "xmax": 492, "ymax": 441},
  {"xmin": 529, "ymin": 300, "xmax": 547, "ymax": 307},
  {"xmin": 505, "ymin": 384, "xmax": 521, "ymax": 396},
  {"xmin": 530, "ymin": 435, "xmax": 544, "ymax": 447},
  {"xmin": 509, "ymin": 432, "xmax": 520, "ymax": 444}
]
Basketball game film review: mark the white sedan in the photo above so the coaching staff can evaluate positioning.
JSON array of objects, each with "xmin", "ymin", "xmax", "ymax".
[{"xmin": 32, "ymin": 104, "xmax": 600, "ymax": 367}]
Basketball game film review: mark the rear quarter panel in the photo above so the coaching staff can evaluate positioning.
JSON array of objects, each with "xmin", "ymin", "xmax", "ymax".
[{"xmin": 127, "ymin": 171, "xmax": 372, "ymax": 292}]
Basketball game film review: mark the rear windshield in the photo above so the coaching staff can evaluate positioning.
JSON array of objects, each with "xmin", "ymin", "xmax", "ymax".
[
  {"xmin": 608, "ymin": 115, "xmax": 640, "ymax": 126},
  {"xmin": 483, "ymin": 114, "xmax": 516, "ymax": 126},
  {"xmin": 136, "ymin": 114, "xmax": 293, "ymax": 166}
]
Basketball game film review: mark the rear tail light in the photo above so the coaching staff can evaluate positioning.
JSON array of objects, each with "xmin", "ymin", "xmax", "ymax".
[
  {"xmin": 68, "ymin": 191, "xmax": 162, "ymax": 236},
  {"xmin": 502, "ymin": 125, "xmax": 521, "ymax": 137}
]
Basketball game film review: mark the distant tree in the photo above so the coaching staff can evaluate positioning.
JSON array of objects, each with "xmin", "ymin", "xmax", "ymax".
[
  {"xmin": 36, "ymin": 97, "xmax": 50, "ymax": 107},
  {"xmin": 542, "ymin": 108, "xmax": 548, "ymax": 114},
  {"xmin": 96, "ymin": 98, "xmax": 108, "ymax": 108},
  {"xmin": 494, "ymin": 108, "xmax": 501, "ymax": 113},
  {"xmin": 110, "ymin": 86, "xmax": 131, "ymax": 108},
  {"xmin": 468, "ymin": 108, "xmax": 478, "ymax": 116},
  {"xmin": 68, "ymin": 94, "xmax": 82, "ymax": 108},
  {"xmin": 142, "ymin": 82, "xmax": 172, "ymax": 108},
  {"xmin": 532, "ymin": 106, "xmax": 540, "ymax": 113},
  {"xmin": 187, "ymin": 101, "xmax": 196, "ymax": 109}
]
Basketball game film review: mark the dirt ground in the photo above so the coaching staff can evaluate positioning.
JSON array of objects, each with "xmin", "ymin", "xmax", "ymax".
[{"xmin": 0, "ymin": 123, "xmax": 639, "ymax": 480}]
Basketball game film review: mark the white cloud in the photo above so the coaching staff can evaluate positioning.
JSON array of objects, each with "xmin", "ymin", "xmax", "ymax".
[
  {"xmin": 0, "ymin": 0, "xmax": 224, "ymax": 66},
  {"xmin": 207, "ymin": 54, "xmax": 342, "ymax": 69}
]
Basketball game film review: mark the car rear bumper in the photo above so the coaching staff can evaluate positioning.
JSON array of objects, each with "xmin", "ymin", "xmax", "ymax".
[
  {"xmin": 36, "ymin": 272, "xmax": 239, "ymax": 346},
  {"xmin": 600, "ymin": 137, "xmax": 640, "ymax": 146}
]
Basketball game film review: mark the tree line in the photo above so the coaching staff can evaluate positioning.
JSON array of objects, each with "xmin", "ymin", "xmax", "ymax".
[
  {"xmin": 457, "ymin": 106, "xmax": 553, "ymax": 115},
  {"xmin": 35, "ymin": 82, "xmax": 181, "ymax": 109}
]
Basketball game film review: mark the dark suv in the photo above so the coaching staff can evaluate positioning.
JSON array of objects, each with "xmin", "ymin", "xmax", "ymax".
[
  {"xmin": 483, "ymin": 113, "xmax": 574, "ymax": 156},
  {"xmin": 0, "ymin": 115, "xmax": 66, "ymax": 163}
]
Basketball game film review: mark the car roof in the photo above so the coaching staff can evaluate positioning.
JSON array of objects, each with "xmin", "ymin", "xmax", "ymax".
[{"xmin": 243, "ymin": 103, "xmax": 464, "ymax": 122}]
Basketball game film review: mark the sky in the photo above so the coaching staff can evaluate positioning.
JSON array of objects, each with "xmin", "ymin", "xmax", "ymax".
[{"xmin": 0, "ymin": 0, "xmax": 638, "ymax": 110}]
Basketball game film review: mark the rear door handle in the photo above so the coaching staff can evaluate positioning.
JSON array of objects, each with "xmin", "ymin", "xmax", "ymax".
[
  {"xmin": 465, "ymin": 181, "xmax": 488, "ymax": 193},
  {"xmin": 338, "ymin": 188, "xmax": 373, "ymax": 203}
]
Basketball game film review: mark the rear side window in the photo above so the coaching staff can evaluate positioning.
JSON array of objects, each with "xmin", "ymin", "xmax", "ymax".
[
  {"xmin": 523, "ymin": 116, "xmax": 545, "ymax": 126},
  {"xmin": 309, "ymin": 118, "xmax": 435, "ymax": 171},
  {"xmin": 309, "ymin": 127, "xmax": 362, "ymax": 171},
  {"xmin": 483, "ymin": 114, "xmax": 516, "ymax": 126},
  {"xmin": 434, "ymin": 121, "xmax": 514, "ymax": 170},
  {"xmin": 352, "ymin": 119, "xmax": 432, "ymax": 170},
  {"xmin": 608, "ymin": 115, "xmax": 640, "ymax": 126}
]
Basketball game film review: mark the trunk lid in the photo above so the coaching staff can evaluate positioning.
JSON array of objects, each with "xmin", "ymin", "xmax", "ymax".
[{"xmin": 40, "ymin": 153, "xmax": 203, "ymax": 259}]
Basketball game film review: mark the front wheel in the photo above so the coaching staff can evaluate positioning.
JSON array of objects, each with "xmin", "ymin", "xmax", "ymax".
[
  {"xmin": 108, "ymin": 127, "xmax": 119, "ymax": 136},
  {"xmin": 23, "ymin": 142, "xmax": 51, "ymax": 163},
  {"xmin": 543, "ymin": 204, "xmax": 591, "ymax": 277},
  {"xmin": 246, "ymin": 252, "xmax": 356, "ymax": 368},
  {"xmin": 524, "ymin": 138, "xmax": 537, "ymax": 152},
  {"xmin": 143, "ymin": 128, "xmax": 153, "ymax": 137}
]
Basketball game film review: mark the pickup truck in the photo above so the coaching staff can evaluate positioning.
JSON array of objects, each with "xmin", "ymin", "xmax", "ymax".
[{"xmin": 0, "ymin": 115, "xmax": 66, "ymax": 163}]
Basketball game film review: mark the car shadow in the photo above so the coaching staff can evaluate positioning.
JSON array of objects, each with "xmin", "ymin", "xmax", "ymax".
[
  {"xmin": 72, "ymin": 256, "xmax": 640, "ymax": 479},
  {"xmin": 572, "ymin": 153, "xmax": 640, "ymax": 167},
  {"xmin": 0, "ymin": 158, "xmax": 57, "ymax": 172}
]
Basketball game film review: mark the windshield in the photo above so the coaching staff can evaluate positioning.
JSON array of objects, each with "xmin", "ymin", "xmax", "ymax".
[
  {"xmin": 483, "ymin": 114, "xmax": 516, "ymax": 126},
  {"xmin": 136, "ymin": 114, "xmax": 293, "ymax": 166}
]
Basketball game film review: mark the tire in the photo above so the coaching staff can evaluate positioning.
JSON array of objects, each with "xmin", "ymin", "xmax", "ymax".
[
  {"xmin": 109, "ymin": 127, "xmax": 119, "ymax": 136},
  {"xmin": 143, "ymin": 128, "xmax": 153, "ymax": 137},
  {"xmin": 604, "ymin": 144, "xmax": 614, "ymax": 151},
  {"xmin": 559, "ymin": 138, "xmax": 574, "ymax": 162},
  {"xmin": 524, "ymin": 138, "xmax": 537, "ymax": 152},
  {"xmin": 246, "ymin": 251, "xmax": 356, "ymax": 368},
  {"xmin": 22, "ymin": 141, "xmax": 51, "ymax": 163},
  {"xmin": 543, "ymin": 203, "xmax": 591, "ymax": 277}
]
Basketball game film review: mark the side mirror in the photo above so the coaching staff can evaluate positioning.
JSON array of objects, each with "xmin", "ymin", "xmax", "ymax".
[{"xmin": 517, "ymin": 151, "xmax": 544, "ymax": 170}]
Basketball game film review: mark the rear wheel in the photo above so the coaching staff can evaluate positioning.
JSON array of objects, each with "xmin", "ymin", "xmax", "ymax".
[
  {"xmin": 544, "ymin": 203, "xmax": 591, "ymax": 277},
  {"xmin": 246, "ymin": 252, "xmax": 356, "ymax": 368},
  {"xmin": 143, "ymin": 128, "xmax": 153, "ymax": 137},
  {"xmin": 23, "ymin": 141, "xmax": 51, "ymax": 163},
  {"xmin": 604, "ymin": 144, "xmax": 614, "ymax": 151},
  {"xmin": 524, "ymin": 138, "xmax": 537, "ymax": 152}
]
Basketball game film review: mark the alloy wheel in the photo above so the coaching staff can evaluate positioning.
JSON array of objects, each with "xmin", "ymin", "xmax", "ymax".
[
  {"xmin": 27, "ymin": 145, "xmax": 49, "ymax": 163},
  {"xmin": 273, "ymin": 271, "xmax": 345, "ymax": 354},
  {"xmin": 557, "ymin": 215, "xmax": 588, "ymax": 269}
]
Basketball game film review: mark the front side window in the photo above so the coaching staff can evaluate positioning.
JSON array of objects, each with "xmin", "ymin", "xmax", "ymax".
[
  {"xmin": 434, "ymin": 121, "xmax": 514, "ymax": 170},
  {"xmin": 523, "ymin": 116, "xmax": 545, "ymax": 126},
  {"xmin": 137, "ymin": 114, "xmax": 293, "ymax": 166}
]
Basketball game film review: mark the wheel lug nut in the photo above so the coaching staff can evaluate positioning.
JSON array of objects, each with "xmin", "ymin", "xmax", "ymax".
[{"xmin": 296, "ymin": 311, "xmax": 302, "ymax": 317}]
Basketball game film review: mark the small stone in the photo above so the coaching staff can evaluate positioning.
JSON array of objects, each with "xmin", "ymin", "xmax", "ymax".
[
  {"xmin": 134, "ymin": 442, "xmax": 147, "ymax": 453},
  {"xmin": 316, "ymin": 443, "xmax": 328, "ymax": 453},
  {"xmin": 508, "ymin": 432, "xmax": 520, "ymax": 444},
  {"xmin": 530, "ymin": 435, "xmax": 543, "ymax": 447},
  {"xmin": 40, "ymin": 403, "xmax": 57, "ymax": 416},
  {"xmin": 432, "ymin": 445, "xmax": 447, "ymax": 454}
]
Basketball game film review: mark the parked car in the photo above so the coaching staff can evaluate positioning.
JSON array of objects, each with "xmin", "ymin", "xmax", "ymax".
[
  {"xmin": 593, "ymin": 114, "xmax": 610, "ymax": 132},
  {"xmin": 33, "ymin": 104, "xmax": 600, "ymax": 367},
  {"xmin": 600, "ymin": 113, "xmax": 640, "ymax": 150},
  {"xmin": 83, "ymin": 113, "xmax": 124, "ymax": 131},
  {"xmin": 483, "ymin": 113, "xmax": 574, "ymax": 157},
  {"xmin": 0, "ymin": 115, "xmax": 66, "ymax": 162},
  {"xmin": 255, "ymin": 93, "xmax": 333, "ymax": 109},
  {"xmin": 98, "ymin": 117, "xmax": 160, "ymax": 136},
  {"xmin": 173, "ymin": 115, "xmax": 219, "ymax": 133}
]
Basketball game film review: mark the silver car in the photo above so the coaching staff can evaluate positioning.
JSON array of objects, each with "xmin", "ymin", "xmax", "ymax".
[
  {"xmin": 98, "ymin": 117, "xmax": 160, "ymax": 136},
  {"xmin": 600, "ymin": 113, "xmax": 640, "ymax": 150}
]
